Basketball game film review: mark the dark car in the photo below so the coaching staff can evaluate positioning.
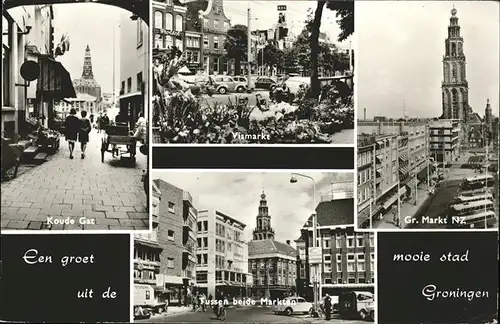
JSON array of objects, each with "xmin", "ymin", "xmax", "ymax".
[{"xmin": 254, "ymin": 76, "xmax": 276, "ymax": 90}]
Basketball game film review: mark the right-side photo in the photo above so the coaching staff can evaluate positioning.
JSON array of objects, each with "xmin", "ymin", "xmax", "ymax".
[{"xmin": 355, "ymin": 1, "xmax": 499, "ymax": 230}]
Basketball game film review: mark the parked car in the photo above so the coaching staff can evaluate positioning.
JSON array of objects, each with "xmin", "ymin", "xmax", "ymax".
[
  {"xmin": 272, "ymin": 296, "xmax": 312, "ymax": 316},
  {"xmin": 212, "ymin": 75, "xmax": 249, "ymax": 94},
  {"xmin": 254, "ymin": 76, "xmax": 277, "ymax": 90},
  {"xmin": 233, "ymin": 75, "xmax": 255, "ymax": 91}
]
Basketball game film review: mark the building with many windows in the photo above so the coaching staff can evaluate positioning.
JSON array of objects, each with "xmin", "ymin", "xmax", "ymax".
[
  {"xmin": 118, "ymin": 11, "xmax": 149, "ymax": 129},
  {"xmin": 152, "ymin": 0, "xmax": 186, "ymax": 56},
  {"xmin": 195, "ymin": 209, "xmax": 250, "ymax": 298},
  {"xmin": 429, "ymin": 119, "xmax": 461, "ymax": 164},
  {"xmin": 133, "ymin": 181, "xmax": 167, "ymax": 310},
  {"xmin": 153, "ymin": 179, "xmax": 197, "ymax": 306},
  {"xmin": 248, "ymin": 191, "xmax": 297, "ymax": 299},
  {"xmin": 3, "ymin": 5, "xmax": 75, "ymax": 135},
  {"xmin": 357, "ymin": 120, "xmax": 433, "ymax": 227},
  {"xmin": 185, "ymin": 0, "xmax": 231, "ymax": 75},
  {"xmin": 295, "ymin": 196, "xmax": 374, "ymax": 300}
]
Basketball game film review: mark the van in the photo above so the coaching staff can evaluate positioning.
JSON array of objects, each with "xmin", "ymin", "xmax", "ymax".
[{"xmin": 338, "ymin": 291, "xmax": 374, "ymax": 321}]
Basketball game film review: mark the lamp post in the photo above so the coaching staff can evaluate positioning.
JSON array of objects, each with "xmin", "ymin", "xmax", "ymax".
[{"xmin": 290, "ymin": 173, "xmax": 318, "ymax": 316}]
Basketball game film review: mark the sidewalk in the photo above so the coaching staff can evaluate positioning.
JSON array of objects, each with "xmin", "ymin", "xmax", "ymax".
[
  {"xmin": 400, "ymin": 184, "xmax": 431, "ymax": 228},
  {"xmin": 1, "ymin": 129, "xmax": 148, "ymax": 231}
]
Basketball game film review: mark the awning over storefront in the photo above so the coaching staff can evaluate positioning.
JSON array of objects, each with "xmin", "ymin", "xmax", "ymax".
[
  {"xmin": 37, "ymin": 56, "xmax": 76, "ymax": 100},
  {"xmin": 399, "ymin": 166, "xmax": 409, "ymax": 175},
  {"xmin": 417, "ymin": 167, "xmax": 428, "ymax": 181},
  {"xmin": 405, "ymin": 178, "xmax": 418, "ymax": 191},
  {"xmin": 358, "ymin": 206, "xmax": 371, "ymax": 226},
  {"xmin": 382, "ymin": 194, "xmax": 398, "ymax": 210},
  {"xmin": 399, "ymin": 152, "xmax": 409, "ymax": 160},
  {"xmin": 398, "ymin": 186, "xmax": 407, "ymax": 196},
  {"xmin": 135, "ymin": 239, "xmax": 163, "ymax": 250},
  {"xmin": 165, "ymin": 276, "xmax": 184, "ymax": 285}
]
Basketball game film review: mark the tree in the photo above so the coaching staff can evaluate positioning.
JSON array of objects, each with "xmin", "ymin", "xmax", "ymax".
[
  {"xmin": 326, "ymin": 1, "xmax": 354, "ymax": 42},
  {"xmin": 256, "ymin": 43, "xmax": 283, "ymax": 68},
  {"xmin": 310, "ymin": 0, "xmax": 326, "ymax": 98},
  {"xmin": 223, "ymin": 24, "xmax": 248, "ymax": 75}
]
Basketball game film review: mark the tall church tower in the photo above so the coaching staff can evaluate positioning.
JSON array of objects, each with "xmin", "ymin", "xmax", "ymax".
[
  {"xmin": 485, "ymin": 98, "xmax": 493, "ymax": 132},
  {"xmin": 252, "ymin": 191, "xmax": 275, "ymax": 241},
  {"xmin": 81, "ymin": 44, "xmax": 95, "ymax": 80},
  {"xmin": 441, "ymin": 7, "xmax": 469, "ymax": 120}
]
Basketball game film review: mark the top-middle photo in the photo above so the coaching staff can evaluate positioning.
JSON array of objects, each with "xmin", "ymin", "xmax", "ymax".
[{"xmin": 151, "ymin": 0, "xmax": 354, "ymax": 145}]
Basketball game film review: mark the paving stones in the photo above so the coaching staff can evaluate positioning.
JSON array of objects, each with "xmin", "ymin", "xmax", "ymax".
[{"xmin": 1, "ymin": 130, "xmax": 149, "ymax": 231}]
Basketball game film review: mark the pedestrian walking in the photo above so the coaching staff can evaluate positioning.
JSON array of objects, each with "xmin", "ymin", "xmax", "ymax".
[
  {"xmin": 63, "ymin": 108, "xmax": 80, "ymax": 159},
  {"xmin": 101, "ymin": 113, "xmax": 110, "ymax": 130},
  {"xmin": 199, "ymin": 292, "xmax": 206, "ymax": 312},
  {"xmin": 133, "ymin": 112, "xmax": 147, "ymax": 142},
  {"xmin": 78, "ymin": 110, "xmax": 92, "ymax": 159},
  {"xmin": 324, "ymin": 294, "xmax": 332, "ymax": 320},
  {"xmin": 89, "ymin": 113, "xmax": 94, "ymax": 125}
]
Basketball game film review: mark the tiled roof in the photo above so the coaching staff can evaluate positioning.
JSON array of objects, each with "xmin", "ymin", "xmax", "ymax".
[
  {"xmin": 303, "ymin": 198, "xmax": 354, "ymax": 227},
  {"xmin": 248, "ymin": 239, "xmax": 296, "ymax": 258}
]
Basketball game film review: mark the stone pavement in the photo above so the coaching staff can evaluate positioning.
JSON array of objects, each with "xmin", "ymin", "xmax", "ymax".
[{"xmin": 1, "ymin": 129, "xmax": 149, "ymax": 231}]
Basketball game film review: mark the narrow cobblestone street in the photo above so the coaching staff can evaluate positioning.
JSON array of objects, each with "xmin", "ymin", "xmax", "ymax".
[{"xmin": 1, "ymin": 129, "xmax": 149, "ymax": 230}]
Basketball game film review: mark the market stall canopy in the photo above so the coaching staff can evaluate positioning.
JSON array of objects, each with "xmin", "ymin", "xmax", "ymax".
[
  {"xmin": 178, "ymin": 66, "xmax": 191, "ymax": 74},
  {"xmin": 37, "ymin": 56, "xmax": 77, "ymax": 101},
  {"xmin": 3, "ymin": 0, "xmax": 149, "ymax": 25}
]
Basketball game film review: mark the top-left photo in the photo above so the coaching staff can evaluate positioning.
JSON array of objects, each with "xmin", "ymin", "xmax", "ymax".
[{"xmin": 1, "ymin": 0, "xmax": 150, "ymax": 231}]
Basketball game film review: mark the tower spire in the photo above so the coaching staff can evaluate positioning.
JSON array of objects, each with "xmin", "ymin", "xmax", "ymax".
[
  {"xmin": 81, "ymin": 44, "xmax": 95, "ymax": 80},
  {"xmin": 441, "ymin": 5, "xmax": 469, "ymax": 120},
  {"xmin": 252, "ymin": 190, "xmax": 275, "ymax": 241}
]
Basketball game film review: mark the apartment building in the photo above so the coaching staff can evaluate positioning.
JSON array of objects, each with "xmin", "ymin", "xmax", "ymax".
[
  {"xmin": 196, "ymin": 209, "xmax": 250, "ymax": 298},
  {"xmin": 429, "ymin": 119, "xmax": 461, "ymax": 164},
  {"xmin": 154, "ymin": 179, "xmax": 197, "ymax": 306},
  {"xmin": 295, "ymin": 197, "xmax": 374, "ymax": 300}
]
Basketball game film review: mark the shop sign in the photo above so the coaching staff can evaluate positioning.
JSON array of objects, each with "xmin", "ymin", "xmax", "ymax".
[
  {"xmin": 308, "ymin": 247, "xmax": 322, "ymax": 264},
  {"xmin": 156, "ymin": 28, "xmax": 182, "ymax": 37}
]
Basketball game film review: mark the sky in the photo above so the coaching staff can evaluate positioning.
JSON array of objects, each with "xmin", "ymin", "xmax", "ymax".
[
  {"xmin": 356, "ymin": 1, "xmax": 500, "ymax": 119},
  {"xmin": 51, "ymin": 3, "xmax": 122, "ymax": 94},
  {"xmin": 223, "ymin": 0, "xmax": 352, "ymax": 48},
  {"xmin": 153, "ymin": 171, "xmax": 354, "ymax": 244}
]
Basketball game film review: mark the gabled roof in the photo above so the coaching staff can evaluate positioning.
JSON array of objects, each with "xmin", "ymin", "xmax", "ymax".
[
  {"xmin": 248, "ymin": 239, "xmax": 296, "ymax": 258},
  {"xmin": 302, "ymin": 198, "xmax": 354, "ymax": 228}
]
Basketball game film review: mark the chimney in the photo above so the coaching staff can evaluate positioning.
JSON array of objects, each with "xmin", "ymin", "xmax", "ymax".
[
  {"xmin": 286, "ymin": 240, "xmax": 290, "ymax": 245},
  {"xmin": 364, "ymin": 108, "xmax": 366, "ymax": 121}
]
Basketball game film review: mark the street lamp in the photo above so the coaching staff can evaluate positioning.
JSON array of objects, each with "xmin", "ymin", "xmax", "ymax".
[{"xmin": 289, "ymin": 173, "xmax": 319, "ymax": 317}]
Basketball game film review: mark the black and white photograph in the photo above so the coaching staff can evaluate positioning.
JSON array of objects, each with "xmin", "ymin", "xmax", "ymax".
[
  {"xmin": 133, "ymin": 171, "xmax": 375, "ymax": 323},
  {"xmin": 355, "ymin": 1, "xmax": 500, "ymax": 230},
  {"xmin": 151, "ymin": 0, "xmax": 355, "ymax": 144},
  {"xmin": 1, "ymin": 0, "xmax": 150, "ymax": 231}
]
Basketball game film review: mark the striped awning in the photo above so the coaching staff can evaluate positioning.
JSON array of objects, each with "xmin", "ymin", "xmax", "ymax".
[
  {"xmin": 399, "ymin": 166, "xmax": 409, "ymax": 175},
  {"xmin": 405, "ymin": 178, "xmax": 418, "ymax": 190},
  {"xmin": 382, "ymin": 194, "xmax": 398, "ymax": 209},
  {"xmin": 399, "ymin": 152, "xmax": 409, "ymax": 160}
]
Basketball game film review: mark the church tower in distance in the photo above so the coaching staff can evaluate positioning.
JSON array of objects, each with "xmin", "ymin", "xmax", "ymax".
[
  {"xmin": 252, "ymin": 191, "xmax": 276, "ymax": 241},
  {"xmin": 441, "ymin": 7, "xmax": 470, "ymax": 120}
]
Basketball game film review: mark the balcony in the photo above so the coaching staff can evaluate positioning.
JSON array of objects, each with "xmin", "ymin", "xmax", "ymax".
[
  {"xmin": 182, "ymin": 269, "xmax": 195, "ymax": 280},
  {"xmin": 183, "ymin": 191, "xmax": 193, "ymax": 205},
  {"xmin": 183, "ymin": 218, "xmax": 194, "ymax": 232},
  {"xmin": 134, "ymin": 258, "xmax": 161, "ymax": 271},
  {"xmin": 183, "ymin": 244, "xmax": 195, "ymax": 255}
]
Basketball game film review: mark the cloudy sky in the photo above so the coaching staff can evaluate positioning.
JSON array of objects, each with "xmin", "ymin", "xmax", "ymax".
[
  {"xmin": 153, "ymin": 171, "xmax": 354, "ymax": 243},
  {"xmin": 51, "ymin": 4, "xmax": 122, "ymax": 94},
  {"xmin": 224, "ymin": 1, "xmax": 352, "ymax": 48},
  {"xmin": 356, "ymin": 1, "xmax": 499, "ymax": 119}
]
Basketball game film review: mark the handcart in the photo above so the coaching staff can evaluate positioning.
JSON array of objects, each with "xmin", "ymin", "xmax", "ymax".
[{"xmin": 100, "ymin": 123, "xmax": 136, "ymax": 163}]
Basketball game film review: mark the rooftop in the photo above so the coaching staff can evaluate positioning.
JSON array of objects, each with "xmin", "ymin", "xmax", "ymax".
[
  {"xmin": 303, "ymin": 198, "xmax": 354, "ymax": 228},
  {"xmin": 248, "ymin": 239, "xmax": 296, "ymax": 258}
]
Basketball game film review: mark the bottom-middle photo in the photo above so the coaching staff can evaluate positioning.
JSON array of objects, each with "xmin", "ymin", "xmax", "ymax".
[{"xmin": 133, "ymin": 171, "xmax": 375, "ymax": 323}]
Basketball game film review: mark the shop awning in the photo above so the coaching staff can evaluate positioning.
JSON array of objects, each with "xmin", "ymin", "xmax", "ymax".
[
  {"xmin": 382, "ymin": 194, "xmax": 398, "ymax": 210},
  {"xmin": 165, "ymin": 276, "xmax": 184, "ymax": 285},
  {"xmin": 399, "ymin": 152, "xmax": 409, "ymax": 160},
  {"xmin": 405, "ymin": 178, "xmax": 418, "ymax": 191},
  {"xmin": 37, "ymin": 56, "xmax": 76, "ymax": 100},
  {"xmin": 417, "ymin": 167, "xmax": 428, "ymax": 181},
  {"xmin": 135, "ymin": 239, "xmax": 163, "ymax": 250},
  {"xmin": 399, "ymin": 166, "xmax": 409, "ymax": 175},
  {"xmin": 358, "ymin": 207, "xmax": 371, "ymax": 226},
  {"xmin": 398, "ymin": 186, "xmax": 407, "ymax": 196}
]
